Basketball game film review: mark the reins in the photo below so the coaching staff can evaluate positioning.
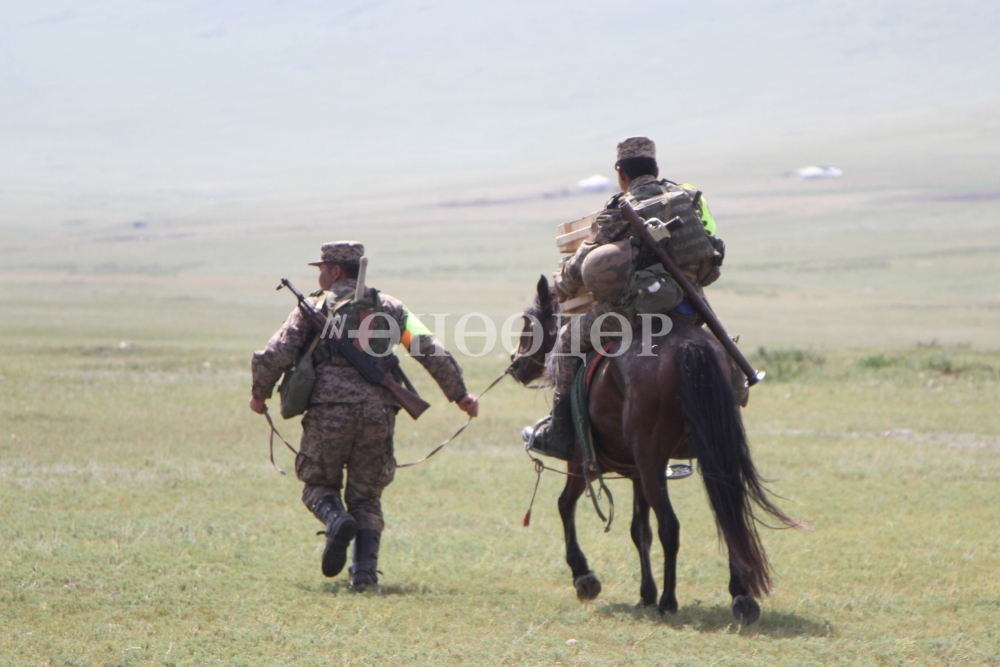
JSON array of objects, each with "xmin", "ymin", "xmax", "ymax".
[
  {"xmin": 263, "ymin": 365, "xmax": 516, "ymax": 474},
  {"xmin": 260, "ymin": 340, "xmax": 628, "ymax": 534},
  {"xmin": 264, "ymin": 408, "xmax": 298, "ymax": 475},
  {"xmin": 521, "ymin": 437, "xmax": 620, "ymax": 533},
  {"xmin": 396, "ymin": 366, "xmax": 512, "ymax": 468}
]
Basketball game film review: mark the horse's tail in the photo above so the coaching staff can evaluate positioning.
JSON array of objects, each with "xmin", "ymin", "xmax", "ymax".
[{"xmin": 677, "ymin": 340, "xmax": 800, "ymax": 598}]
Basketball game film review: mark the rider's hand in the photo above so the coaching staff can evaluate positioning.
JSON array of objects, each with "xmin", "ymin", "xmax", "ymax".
[
  {"xmin": 555, "ymin": 284, "xmax": 568, "ymax": 303},
  {"xmin": 249, "ymin": 397, "xmax": 267, "ymax": 415},
  {"xmin": 457, "ymin": 394, "xmax": 479, "ymax": 418}
]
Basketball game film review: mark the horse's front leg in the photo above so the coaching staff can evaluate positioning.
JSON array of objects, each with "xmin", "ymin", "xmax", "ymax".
[
  {"xmin": 638, "ymin": 465, "xmax": 680, "ymax": 614},
  {"xmin": 728, "ymin": 558, "xmax": 761, "ymax": 625},
  {"xmin": 630, "ymin": 479, "xmax": 657, "ymax": 607},
  {"xmin": 558, "ymin": 455, "xmax": 601, "ymax": 601}
]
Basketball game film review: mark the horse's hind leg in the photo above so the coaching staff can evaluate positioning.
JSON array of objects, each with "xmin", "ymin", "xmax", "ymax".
[
  {"xmin": 638, "ymin": 466, "xmax": 680, "ymax": 614},
  {"xmin": 728, "ymin": 559, "xmax": 761, "ymax": 626},
  {"xmin": 630, "ymin": 480, "xmax": 657, "ymax": 607},
  {"xmin": 558, "ymin": 459, "xmax": 601, "ymax": 601}
]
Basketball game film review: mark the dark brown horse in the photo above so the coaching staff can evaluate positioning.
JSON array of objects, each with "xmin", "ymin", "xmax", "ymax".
[{"xmin": 511, "ymin": 276, "xmax": 801, "ymax": 625}]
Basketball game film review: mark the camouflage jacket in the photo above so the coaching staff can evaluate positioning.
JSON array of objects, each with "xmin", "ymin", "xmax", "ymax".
[
  {"xmin": 251, "ymin": 278, "xmax": 468, "ymax": 407},
  {"xmin": 556, "ymin": 175, "xmax": 719, "ymax": 298}
]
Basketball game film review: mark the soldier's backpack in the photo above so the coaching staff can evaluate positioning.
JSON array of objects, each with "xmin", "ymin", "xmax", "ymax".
[
  {"xmin": 621, "ymin": 179, "xmax": 722, "ymax": 288},
  {"xmin": 278, "ymin": 288, "xmax": 395, "ymax": 419}
]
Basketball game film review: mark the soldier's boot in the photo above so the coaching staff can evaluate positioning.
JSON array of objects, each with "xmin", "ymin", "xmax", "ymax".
[
  {"xmin": 522, "ymin": 392, "xmax": 575, "ymax": 461},
  {"xmin": 349, "ymin": 529, "xmax": 381, "ymax": 587},
  {"xmin": 311, "ymin": 495, "xmax": 358, "ymax": 578}
]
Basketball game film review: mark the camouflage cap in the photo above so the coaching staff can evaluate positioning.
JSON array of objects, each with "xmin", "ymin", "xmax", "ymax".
[
  {"xmin": 307, "ymin": 241, "xmax": 364, "ymax": 266},
  {"xmin": 616, "ymin": 136, "xmax": 656, "ymax": 161}
]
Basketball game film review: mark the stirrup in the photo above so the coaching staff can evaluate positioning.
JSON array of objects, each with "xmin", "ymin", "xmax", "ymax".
[{"xmin": 522, "ymin": 415, "xmax": 551, "ymax": 452}]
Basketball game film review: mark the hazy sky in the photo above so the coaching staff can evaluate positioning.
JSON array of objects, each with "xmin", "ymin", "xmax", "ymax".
[{"xmin": 2, "ymin": 0, "xmax": 997, "ymax": 219}]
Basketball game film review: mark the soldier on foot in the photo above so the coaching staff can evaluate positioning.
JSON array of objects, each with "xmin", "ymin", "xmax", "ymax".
[{"xmin": 250, "ymin": 242, "xmax": 478, "ymax": 585}]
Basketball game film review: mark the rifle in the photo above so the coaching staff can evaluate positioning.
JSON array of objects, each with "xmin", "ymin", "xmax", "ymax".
[
  {"xmin": 276, "ymin": 277, "xmax": 432, "ymax": 419},
  {"xmin": 619, "ymin": 201, "xmax": 765, "ymax": 387}
]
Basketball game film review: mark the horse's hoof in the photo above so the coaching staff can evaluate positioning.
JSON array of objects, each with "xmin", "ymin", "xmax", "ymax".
[
  {"xmin": 732, "ymin": 595, "xmax": 761, "ymax": 626},
  {"xmin": 657, "ymin": 594, "xmax": 678, "ymax": 614},
  {"xmin": 573, "ymin": 572, "xmax": 602, "ymax": 601}
]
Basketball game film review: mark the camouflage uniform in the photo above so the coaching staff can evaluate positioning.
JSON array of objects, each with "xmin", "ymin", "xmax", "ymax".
[
  {"xmin": 252, "ymin": 279, "xmax": 467, "ymax": 533},
  {"xmin": 528, "ymin": 137, "xmax": 744, "ymax": 461},
  {"xmin": 551, "ymin": 173, "xmax": 719, "ymax": 395}
]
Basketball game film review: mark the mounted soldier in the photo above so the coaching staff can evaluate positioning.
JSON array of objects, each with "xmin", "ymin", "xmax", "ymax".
[
  {"xmin": 523, "ymin": 136, "xmax": 742, "ymax": 461},
  {"xmin": 509, "ymin": 141, "xmax": 795, "ymax": 622}
]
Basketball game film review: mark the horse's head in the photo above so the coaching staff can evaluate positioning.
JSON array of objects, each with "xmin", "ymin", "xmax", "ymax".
[{"xmin": 510, "ymin": 274, "xmax": 559, "ymax": 385}]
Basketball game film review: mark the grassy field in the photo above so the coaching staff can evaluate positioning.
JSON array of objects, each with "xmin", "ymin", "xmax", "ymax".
[
  {"xmin": 1, "ymin": 269, "xmax": 999, "ymax": 666},
  {"xmin": 4, "ymin": 3, "xmax": 1000, "ymax": 664},
  {"xmin": 3, "ymin": 71, "xmax": 999, "ymax": 667}
]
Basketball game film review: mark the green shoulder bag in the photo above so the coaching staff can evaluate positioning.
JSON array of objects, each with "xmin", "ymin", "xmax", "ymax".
[{"xmin": 277, "ymin": 293, "xmax": 329, "ymax": 419}]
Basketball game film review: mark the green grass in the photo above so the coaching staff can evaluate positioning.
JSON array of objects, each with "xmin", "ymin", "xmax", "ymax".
[
  {"xmin": 2, "ymin": 127, "xmax": 999, "ymax": 664},
  {"xmin": 2, "ymin": 323, "xmax": 999, "ymax": 665}
]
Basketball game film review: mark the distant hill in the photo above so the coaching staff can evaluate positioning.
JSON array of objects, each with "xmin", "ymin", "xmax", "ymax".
[{"xmin": 1, "ymin": 0, "xmax": 998, "ymax": 223}]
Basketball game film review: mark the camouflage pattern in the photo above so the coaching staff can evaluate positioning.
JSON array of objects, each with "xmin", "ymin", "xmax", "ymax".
[
  {"xmin": 307, "ymin": 241, "xmax": 365, "ymax": 266},
  {"xmin": 555, "ymin": 175, "xmax": 719, "ymax": 301},
  {"xmin": 581, "ymin": 239, "xmax": 633, "ymax": 302},
  {"xmin": 616, "ymin": 136, "xmax": 656, "ymax": 161},
  {"xmin": 297, "ymin": 403, "xmax": 396, "ymax": 532},
  {"xmin": 252, "ymin": 276, "xmax": 469, "ymax": 532},
  {"xmin": 251, "ymin": 278, "xmax": 468, "ymax": 406},
  {"xmin": 549, "ymin": 302, "xmax": 630, "ymax": 396}
]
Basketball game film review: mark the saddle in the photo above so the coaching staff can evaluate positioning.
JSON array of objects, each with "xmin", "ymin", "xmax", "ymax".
[
  {"xmin": 569, "ymin": 332, "xmax": 699, "ymax": 481},
  {"xmin": 569, "ymin": 342, "xmax": 616, "ymax": 476}
]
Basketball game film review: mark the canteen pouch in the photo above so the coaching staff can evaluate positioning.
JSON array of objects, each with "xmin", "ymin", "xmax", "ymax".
[
  {"xmin": 623, "ymin": 263, "xmax": 684, "ymax": 316},
  {"xmin": 278, "ymin": 292, "xmax": 329, "ymax": 419},
  {"xmin": 278, "ymin": 334, "xmax": 322, "ymax": 419}
]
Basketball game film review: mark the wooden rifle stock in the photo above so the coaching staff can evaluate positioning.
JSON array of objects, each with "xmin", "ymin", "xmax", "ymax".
[
  {"xmin": 619, "ymin": 202, "xmax": 764, "ymax": 387},
  {"xmin": 377, "ymin": 356, "xmax": 432, "ymax": 419},
  {"xmin": 277, "ymin": 279, "xmax": 432, "ymax": 419}
]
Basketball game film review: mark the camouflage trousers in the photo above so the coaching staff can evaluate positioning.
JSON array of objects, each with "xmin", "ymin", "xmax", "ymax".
[
  {"xmin": 550, "ymin": 302, "xmax": 631, "ymax": 396},
  {"xmin": 296, "ymin": 402, "xmax": 397, "ymax": 532}
]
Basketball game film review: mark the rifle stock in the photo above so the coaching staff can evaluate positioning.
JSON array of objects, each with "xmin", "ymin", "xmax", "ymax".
[
  {"xmin": 378, "ymin": 357, "xmax": 432, "ymax": 419},
  {"xmin": 619, "ymin": 203, "xmax": 764, "ymax": 387},
  {"xmin": 277, "ymin": 278, "xmax": 431, "ymax": 419}
]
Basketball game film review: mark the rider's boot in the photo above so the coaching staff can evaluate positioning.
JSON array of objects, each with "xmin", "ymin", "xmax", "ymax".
[
  {"xmin": 311, "ymin": 494, "xmax": 358, "ymax": 578},
  {"xmin": 349, "ymin": 529, "xmax": 381, "ymax": 587},
  {"xmin": 522, "ymin": 392, "xmax": 575, "ymax": 461}
]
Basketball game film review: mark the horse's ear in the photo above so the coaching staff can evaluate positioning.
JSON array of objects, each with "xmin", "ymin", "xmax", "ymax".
[{"xmin": 536, "ymin": 274, "xmax": 550, "ymax": 303}]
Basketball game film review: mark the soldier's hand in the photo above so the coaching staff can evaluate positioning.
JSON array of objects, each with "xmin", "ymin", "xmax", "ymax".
[
  {"xmin": 457, "ymin": 394, "xmax": 479, "ymax": 418},
  {"xmin": 554, "ymin": 284, "xmax": 568, "ymax": 302},
  {"xmin": 249, "ymin": 397, "xmax": 267, "ymax": 415}
]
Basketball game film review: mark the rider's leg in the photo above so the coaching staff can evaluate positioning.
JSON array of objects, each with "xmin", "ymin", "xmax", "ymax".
[
  {"xmin": 524, "ymin": 303, "xmax": 628, "ymax": 460},
  {"xmin": 523, "ymin": 320, "xmax": 581, "ymax": 461}
]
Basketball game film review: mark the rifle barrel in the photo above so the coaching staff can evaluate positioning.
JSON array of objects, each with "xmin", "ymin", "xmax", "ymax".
[{"xmin": 619, "ymin": 202, "xmax": 764, "ymax": 387}]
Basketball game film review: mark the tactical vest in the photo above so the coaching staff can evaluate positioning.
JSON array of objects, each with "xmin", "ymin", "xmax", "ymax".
[
  {"xmin": 312, "ymin": 287, "xmax": 395, "ymax": 367},
  {"xmin": 614, "ymin": 179, "xmax": 720, "ymax": 286}
]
